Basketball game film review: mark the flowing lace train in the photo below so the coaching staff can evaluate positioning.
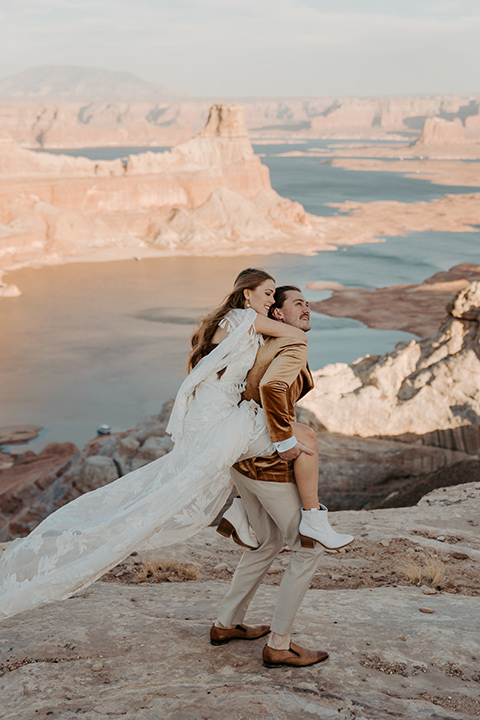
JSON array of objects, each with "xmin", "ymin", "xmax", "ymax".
[{"xmin": 0, "ymin": 308, "xmax": 272, "ymax": 620}]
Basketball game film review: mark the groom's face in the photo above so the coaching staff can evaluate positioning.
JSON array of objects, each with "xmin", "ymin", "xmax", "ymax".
[{"xmin": 272, "ymin": 290, "xmax": 311, "ymax": 331}]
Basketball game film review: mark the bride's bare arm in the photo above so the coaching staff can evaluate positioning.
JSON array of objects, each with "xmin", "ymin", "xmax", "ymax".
[
  {"xmin": 254, "ymin": 314, "xmax": 307, "ymax": 341},
  {"xmin": 211, "ymin": 310, "xmax": 308, "ymax": 345}
]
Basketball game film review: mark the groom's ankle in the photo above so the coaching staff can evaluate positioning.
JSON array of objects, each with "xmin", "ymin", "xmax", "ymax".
[
  {"xmin": 267, "ymin": 631, "xmax": 291, "ymax": 650},
  {"xmin": 214, "ymin": 620, "xmax": 235, "ymax": 629}
]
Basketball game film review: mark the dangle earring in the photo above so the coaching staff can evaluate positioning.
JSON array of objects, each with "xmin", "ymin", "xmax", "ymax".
[{"xmin": 245, "ymin": 295, "xmax": 251, "ymax": 308}]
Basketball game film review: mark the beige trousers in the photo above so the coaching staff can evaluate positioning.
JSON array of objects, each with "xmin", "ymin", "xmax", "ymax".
[{"xmin": 217, "ymin": 468, "xmax": 323, "ymax": 635}]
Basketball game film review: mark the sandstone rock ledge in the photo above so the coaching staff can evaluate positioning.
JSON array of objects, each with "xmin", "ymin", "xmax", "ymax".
[
  {"xmin": 0, "ymin": 483, "xmax": 479, "ymax": 720},
  {"xmin": 302, "ymin": 282, "xmax": 480, "ymax": 441},
  {"xmin": 298, "ymin": 282, "xmax": 480, "ymax": 509}
]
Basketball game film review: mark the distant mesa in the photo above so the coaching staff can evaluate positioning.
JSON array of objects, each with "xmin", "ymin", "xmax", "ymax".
[
  {"xmin": 0, "ymin": 65, "xmax": 186, "ymax": 101},
  {"xmin": 0, "ymin": 76, "xmax": 479, "ymax": 148},
  {"xmin": 414, "ymin": 116, "xmax": 466, "ymax": 148}
]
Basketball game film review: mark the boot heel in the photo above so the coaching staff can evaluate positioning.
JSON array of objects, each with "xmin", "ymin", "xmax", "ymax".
[
  {"xmin": 216, "ymin": 518, "xmax": 234, "ymax": 539},
  {"xmin": 300, "ymin": 534, "xmax": 316, "ymax": 549}
]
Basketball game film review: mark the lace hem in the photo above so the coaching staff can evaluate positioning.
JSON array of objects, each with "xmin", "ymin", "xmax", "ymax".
[{"xmin": 0, "ymin": 400, "xmax": 259, "ymax": 619}]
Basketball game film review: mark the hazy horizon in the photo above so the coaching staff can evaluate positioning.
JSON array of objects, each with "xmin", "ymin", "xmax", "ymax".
[
  {"xmin": 3, "ymin": 64, "xmax": 480, "ymax": 102},
  {"xmin": 1, "ymin": 1, "xmax": 479, "ymax": 98}
]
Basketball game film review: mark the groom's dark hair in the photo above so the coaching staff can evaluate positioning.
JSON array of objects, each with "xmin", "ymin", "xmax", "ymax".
[{"xmin": 268, "ymin": 285, "xmax": 301, "ymax": 318}]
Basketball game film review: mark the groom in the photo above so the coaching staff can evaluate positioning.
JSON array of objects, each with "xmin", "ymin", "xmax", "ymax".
[{"xmin": 210, "ymin": 286, "xmax": 328, "ymax": 668}]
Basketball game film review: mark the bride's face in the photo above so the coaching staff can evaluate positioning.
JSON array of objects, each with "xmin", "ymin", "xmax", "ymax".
[{"xmin": 245, "ymin": 279, "xmax": 276, "ymax": 316}]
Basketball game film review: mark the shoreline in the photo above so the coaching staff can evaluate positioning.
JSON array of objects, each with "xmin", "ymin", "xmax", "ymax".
[
  {"xmin": 0, "ymin": 241, "xmax": 323, "ymax": 293},
  {"xmin": 2, "ymin": 129, "xmax": 480, "ymax": 295},
  {"xmin": 327, "ymin": 157, "xmax": 480, "ymax": 187},
  {"xmin": 308, "ymin": 263, "xmax": 480, "ymax": 337},
  {"xmin": 2, "ymin": 187, "xmax": 480, "ymax": 295}
]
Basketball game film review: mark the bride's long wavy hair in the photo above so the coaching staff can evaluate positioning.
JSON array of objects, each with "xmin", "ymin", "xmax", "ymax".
[{"xmin": 188, "ymin": 268, "xmax": 275, "ymax": 371}]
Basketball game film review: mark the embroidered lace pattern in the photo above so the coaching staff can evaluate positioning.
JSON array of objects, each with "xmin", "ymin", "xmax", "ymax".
[{"xmin": 0, "ymin": 308, "xmax": 273, "ymax": 619}]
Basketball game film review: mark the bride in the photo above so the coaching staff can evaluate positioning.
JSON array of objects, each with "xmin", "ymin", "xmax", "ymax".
[{"xmin": 0, "ymin": 268, "xmax": 348, "ymax": 620}]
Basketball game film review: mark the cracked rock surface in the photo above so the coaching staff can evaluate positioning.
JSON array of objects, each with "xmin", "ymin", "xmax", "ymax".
[{"xmin": 1, "ymin": 483, "xmax": 479, "ymax": 720}]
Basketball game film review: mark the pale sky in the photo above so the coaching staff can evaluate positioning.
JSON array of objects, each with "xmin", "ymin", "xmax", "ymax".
[{"xmin": 1, "ymin": 0, "xmax": 479, "ymax": 97}]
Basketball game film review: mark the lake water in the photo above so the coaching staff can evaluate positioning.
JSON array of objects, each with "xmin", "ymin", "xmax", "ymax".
[
  {"xmin": 2, "ymin": 142, "xmax": 480, "ymax": 451},
  {"xmin": 255, "ymin": 141, "xmax": 480, "ymax": 216}
]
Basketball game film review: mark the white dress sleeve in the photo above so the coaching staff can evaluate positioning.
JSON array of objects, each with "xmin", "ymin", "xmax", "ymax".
[
  {"xmin": 166, "ymin": 308, "xmax": 258, "ymax": 443},
  {"xmin": 218, "ymin": 308, "xmax": 255, "ymax": 334}
]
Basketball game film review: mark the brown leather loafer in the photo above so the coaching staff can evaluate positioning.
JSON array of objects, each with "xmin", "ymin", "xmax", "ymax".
[
  {"xmin": 262, "ymin": 641, "xmax": 329, "ymax": 668},
  {"xmin": 210, "ymin": 623, "xmax": 270, "ymax": 646}
]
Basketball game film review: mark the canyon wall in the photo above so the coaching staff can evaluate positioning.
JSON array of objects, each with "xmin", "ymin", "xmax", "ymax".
[{"xmin": 1, "ymin": 95, "xmax": 479, "ymax": 148}]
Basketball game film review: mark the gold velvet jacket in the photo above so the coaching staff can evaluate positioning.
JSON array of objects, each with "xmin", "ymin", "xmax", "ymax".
[{"xmin": 233, "ymin": 336, "xmax": 313, "ymax": 483}]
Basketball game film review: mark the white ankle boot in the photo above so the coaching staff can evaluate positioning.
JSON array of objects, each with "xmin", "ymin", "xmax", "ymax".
[
  {"xmin": 299, "ymin": 505, "xmax": 354, "ymax": 550},
  {"xmin": 216, "ymin": 497, "xmax": 258, "ymax": 549}
]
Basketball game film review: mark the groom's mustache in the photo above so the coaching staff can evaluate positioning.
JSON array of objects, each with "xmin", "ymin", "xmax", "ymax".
[{"xmin": 268, "ymin": 307, "xmax": 311, "ymax": 324}]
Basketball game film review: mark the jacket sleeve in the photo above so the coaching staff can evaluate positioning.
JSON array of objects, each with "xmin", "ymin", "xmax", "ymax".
[{"xmin": 259, "ymin": 338, "xmax": 308, "ymax": 444}]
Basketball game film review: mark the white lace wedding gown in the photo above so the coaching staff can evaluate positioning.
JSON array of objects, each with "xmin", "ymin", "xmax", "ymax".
[{"xmin": 0, "ymin": 308, "xmax": 274, "ymax": 620}]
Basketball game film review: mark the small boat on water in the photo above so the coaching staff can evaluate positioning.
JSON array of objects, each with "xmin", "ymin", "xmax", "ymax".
[{"xmin": 96, "ymin": 424, "xmax": 111, "ymax": 436}]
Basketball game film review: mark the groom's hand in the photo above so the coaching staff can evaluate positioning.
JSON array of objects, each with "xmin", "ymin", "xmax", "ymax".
[{"xmin": 277, "ymin": 441, "xmax": 314, "ymax": 461}]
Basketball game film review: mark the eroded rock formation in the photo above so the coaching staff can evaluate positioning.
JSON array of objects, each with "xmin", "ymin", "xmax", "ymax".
[
  {"xmin": 0, "ymin": 442, "xmax": 79, "ymax": 540},
  {"xmin": 414, "ymin": 116, "xmax": 466, "ymax": 148},
  {"xmin": 295, "ymin": 283, "xmax": 480, "ymax": 507},
  {"xmin": 0, "ymin": 103, "xmax": 324, "ymax": 270},
  {"xmin": 301, "ymin": 282, "xmax": 480, "ymax": 440},
  {"xmin": 0, "ymin": 404, "xmax": 174, "ymax": 541}
]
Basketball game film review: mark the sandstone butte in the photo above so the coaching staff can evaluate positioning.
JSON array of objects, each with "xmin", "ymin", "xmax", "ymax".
[
  {"xmin": 290, "ymin": 113, "xmax": 480, "ymax": 190},
  {"xmin": 321, "ymin": 114, "xmax": 480, "ymax": 163},
  {"xmin": 1, "ymin": 283, "xmax": 479, "ymax": 539},
  {"xmin": 0, "ymin": 102, "xmax": 334, "ymax": 298},
  {"xmin": 414, "ymin": 116, "xmax": 466, "ymax": 147},
  {"xmin": 2, "ymin": 104, "xmax": 480, "ymax": 299}
]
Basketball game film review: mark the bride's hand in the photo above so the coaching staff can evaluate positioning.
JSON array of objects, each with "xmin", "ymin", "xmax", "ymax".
[
  {"xmin": 254, "ymin": 314, "xmax": 307, "ymax": 342},
  {"xmin": 277, "ymin": 441, "xmax": 314, "ymax": 461}
]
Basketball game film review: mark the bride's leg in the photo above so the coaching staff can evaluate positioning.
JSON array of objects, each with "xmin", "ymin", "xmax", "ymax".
[
  {"xmin": 292, "ymin": 422, "xmax": 354, "ymax": 550},
  {"xmin": 291, "ymin": 422, "xmax": 320, "ymax": 510}
]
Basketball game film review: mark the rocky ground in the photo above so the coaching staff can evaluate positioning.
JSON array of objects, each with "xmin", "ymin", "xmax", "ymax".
[
  {"xmin": 101, "ymin": 481, "xmax": 480, "ymax": 597},
  {"xmin": 0, "ymin": 482, "xmax": 479, "ymax": 720}
]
